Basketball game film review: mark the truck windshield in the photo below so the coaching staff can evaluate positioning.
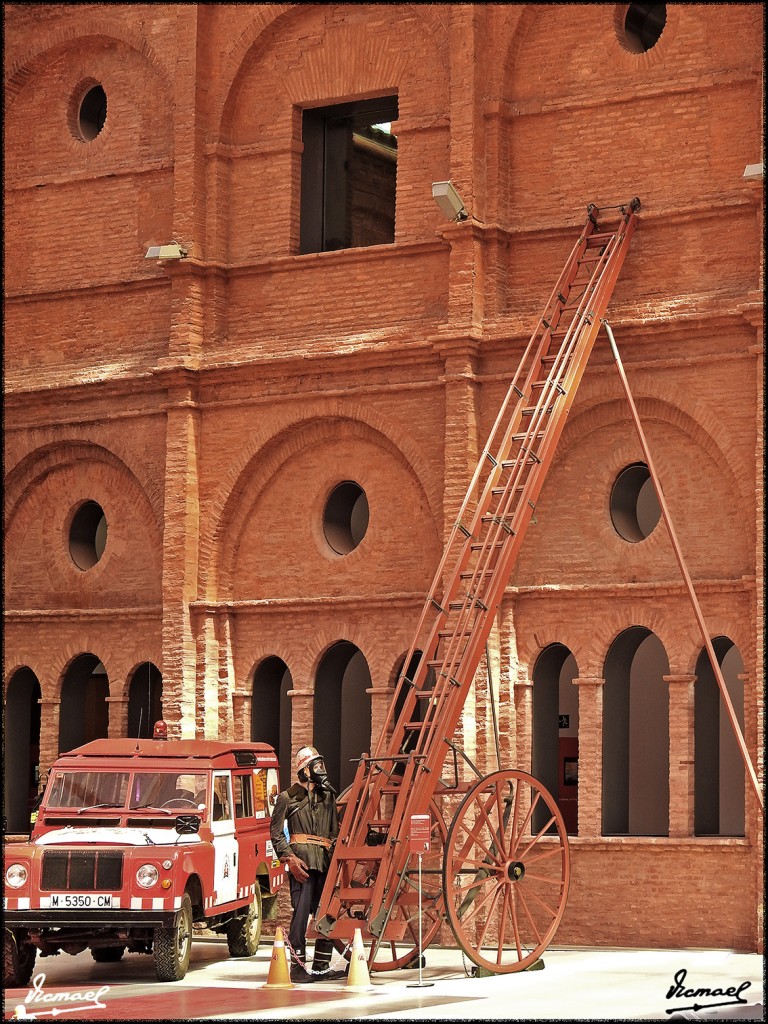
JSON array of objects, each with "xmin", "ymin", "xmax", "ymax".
[
  {"xmin": 47, "ymin": 771, "xmax": 129, "ymax": 809},
  {"xmin": 130, "ymin": 772, "xmax": 208, "ymax": 810}
]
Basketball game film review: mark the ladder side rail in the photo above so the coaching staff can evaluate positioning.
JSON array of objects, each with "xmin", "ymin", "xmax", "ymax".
[
  {"xmin": 371, "ymin": 223, "xmax": 598, "ymax": 756},
  {"xmin": 452, "ymin": 221, "xmax": 640, "ymax": 692},
  {"xmin": 407, "ymin": 233, "xmax": 603, "ymax": 700},
  {"xmin": 425, "ymin": 232, "xmax": 627, "ymax": 700},
  {"xmin": 458, "ymin": 232, "xmax": 626, "ymax": 614}
]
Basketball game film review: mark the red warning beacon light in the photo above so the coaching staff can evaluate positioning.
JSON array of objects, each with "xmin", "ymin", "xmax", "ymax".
[{"xmin": 152, "ymin": 720, "xmax": 168, "ymax": 740}]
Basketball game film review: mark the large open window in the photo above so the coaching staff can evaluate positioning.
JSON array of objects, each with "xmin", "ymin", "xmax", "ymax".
[{"xmin": 301, "ymin": 96, "xmax": 398, "ymax": 254}]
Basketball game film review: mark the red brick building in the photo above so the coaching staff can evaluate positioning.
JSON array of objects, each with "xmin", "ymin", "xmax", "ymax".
[{"xmin": 3, "ymin": 3, "xmax": 764, "ymax": 952}]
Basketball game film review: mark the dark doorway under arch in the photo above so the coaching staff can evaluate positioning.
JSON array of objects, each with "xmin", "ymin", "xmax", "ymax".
[
  {"xmin": 532, "ymin": 644, "xmax": 579, "ymax": 835},
  {"xmin": 251, "ymin": 656, "xmax": 293, "ymax": 788},
  {"xmin": 127, "ymin": 662, "xmax": 163, "ymax": 738},
  {"xmin": 59, "ymin": 654, "xmax": 109, "ymax": 755},
  {"xmin": 314, "ymin": 642, "xmax": 371, "ymax": 793},
  {"xmin": 4, "ymin": 667, "xmax": 42, "ymax": 833},
  {"xmin": 694, "ymin": 637, "xmax": 745, "ymax": 836},
  {"xmin": 603, "ymin": 627, "xmax": 669, "ymax": 836}
]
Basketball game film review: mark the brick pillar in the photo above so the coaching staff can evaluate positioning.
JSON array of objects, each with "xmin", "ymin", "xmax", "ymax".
[
  {"xmin": 161, "ymin": 379, "xmax": 201, "ymax": 740},
  {"xmin": 37, "ymin": 698, "xmax": 61, "ymax": 777},
  {"xmin": 105, "ymin": 697, "xmax": 128, "ymax": 740},
  {"xmin": 573, "ymin": 677, "xmax": 605, "ymax": 838},
  {"xmin": 288, "ymin": 687, "xmax": 315, "ymax": 759},
  {"xmin": 513, "ymin": 672, "xmax": 533, "ymax": 777},
  {"xmin": 232, "ymin": 690, "xmax": 253, "ymax": 743},
  {"xmin": 217, "ymin": 614, "xmax": 235, "ymax": 740},
  {"xmin": 665, "ymin": 674, "xmax": 696, "ymax": 838},
  {"xmin": 367, "ymin": 683, "xmax": 393, "ymax": 754}
]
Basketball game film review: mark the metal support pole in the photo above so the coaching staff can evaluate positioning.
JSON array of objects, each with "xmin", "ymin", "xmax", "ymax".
[{"xmin": 601, "ymin": 318, "xmax": 763, "ymax": 813}]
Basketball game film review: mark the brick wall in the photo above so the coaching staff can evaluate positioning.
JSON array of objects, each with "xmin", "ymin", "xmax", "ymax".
[{"xmin": 3, "ymin": 4, "xmax": 763, "ymax": 953}]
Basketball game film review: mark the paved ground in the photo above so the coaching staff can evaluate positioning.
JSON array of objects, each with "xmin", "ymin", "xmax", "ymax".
[{"xmin": 4, "ymin": 938, "xmax": 764, "ymax": 1021}]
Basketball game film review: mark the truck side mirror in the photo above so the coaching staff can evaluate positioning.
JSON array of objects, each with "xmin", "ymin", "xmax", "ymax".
[{"xmin": 175, "ymin": 814, "xmax": 201, "ymax": 835}]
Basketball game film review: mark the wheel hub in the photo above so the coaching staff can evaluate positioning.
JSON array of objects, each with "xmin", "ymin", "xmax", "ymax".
[{"xmin": 507, "ymin": 861, "xmax": 525, "ymax": 882}]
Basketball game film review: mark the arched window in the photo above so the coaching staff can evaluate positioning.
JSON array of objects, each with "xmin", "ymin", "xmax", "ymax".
[
  {"xmin": 127, "ymin": 662, "xmax": 163, "ymax": 738},
  {"xmin": 603, "ymin": 628, "xmax": 669, "ymax": 835},
  {"xmin": 59, "ymin": 654, "xmax": 109, "ymax": 754},
  {"xmin": 694, "ymin": 638, "xmax": 745, "ymax": 836},
  {"xmin": 251, "ymin": 656, "xmax": 293, "ymax": 788},
  {"xmin": 4, "ymin": 667, "xmax": 42, "ymax": 833},
  {"xmin": 314, "ymin": 642, "xmax": 371, "ymax": 793},
  {"xmin": 532, "ymin": 644, "xmax": 579, "ymax": 835}
]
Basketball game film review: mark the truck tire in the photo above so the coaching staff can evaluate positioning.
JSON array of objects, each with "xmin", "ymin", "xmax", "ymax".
[
  {"xmin": 4, "ymin": 929, "xmax": 36, "ymax": 988},
  {"xmin": 153, "ymin": 893, "xmax": 193, "ymax": 981},
  {"xmin": 225, "ymin": 886, "xmax": 263, "ymax": 957},
  {"xmin": 91, "ymin": 945, "xmax": 125, "ymax": 963}
]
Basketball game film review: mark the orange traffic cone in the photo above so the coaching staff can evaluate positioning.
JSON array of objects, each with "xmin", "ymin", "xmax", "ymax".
[
  {"xmin": 345, "ymin": 927, "xmax": 373, "ymax": 991},
  {"xmin": 263, "ymin": 926, "xmax": 292, "ymax": 989}
]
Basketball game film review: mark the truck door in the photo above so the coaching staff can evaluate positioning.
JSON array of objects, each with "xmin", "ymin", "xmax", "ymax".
[{"xmin": 211, "ymin": 772, "xmax": 238, "ymax": 905}]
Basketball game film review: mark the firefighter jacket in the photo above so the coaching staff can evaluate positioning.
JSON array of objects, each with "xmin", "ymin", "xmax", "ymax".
[{"xmin": 270, "ymin": 782, "xmax": 339, "ymax": 873}]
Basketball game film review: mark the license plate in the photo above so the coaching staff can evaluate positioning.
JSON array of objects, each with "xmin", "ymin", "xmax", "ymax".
[{"xmin": 48, "ymin": 893, "xmax": 113, "ymax": 909}]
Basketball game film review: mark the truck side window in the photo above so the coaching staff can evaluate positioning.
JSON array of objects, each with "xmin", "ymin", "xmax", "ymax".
[
  {"xmin": 233, "ymin": 774, "xmax": 253, "ymax": 819},
  {"xmin": 212, "ymin": 776, "xmax": 232, "ymax": 821},
  {"xmin": 252, "ymin": 770, "xmax": 267, "ymax": 816}
]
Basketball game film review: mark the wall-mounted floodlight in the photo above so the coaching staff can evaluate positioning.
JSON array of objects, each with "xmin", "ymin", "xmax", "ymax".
[
  {"xmin": 432, "ymin": 180, "xmax": 469, "ymax": 222},
  {"xmin": 145, "ymin": 242, "xmax": 188, "ymax": 259},
  {"xmin": 743, "ymin": 162, "xmax": 764, "ymax": 181}
]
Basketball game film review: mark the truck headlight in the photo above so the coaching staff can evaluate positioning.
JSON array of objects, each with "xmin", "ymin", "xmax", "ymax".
[
  {"xmin": 136, "ymin": 864, "xmax": 159, "ymax": 888},
  {"xmin": 6, "ymin": 863, "xmax": 28, "ymax": 888}
]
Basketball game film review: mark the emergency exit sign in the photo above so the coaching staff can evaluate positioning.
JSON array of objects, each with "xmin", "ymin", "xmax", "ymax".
[{"xmin": 559, "ymin": 715, "xmax": 569, "ymax": 729}]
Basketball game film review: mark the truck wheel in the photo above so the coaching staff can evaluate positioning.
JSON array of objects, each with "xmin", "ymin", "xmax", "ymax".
[
  {"xmin": 226, "ymin": 886, "xmax": 263, "ymax": 957},
  {"xmin": 91, "ymin": 945, "xmax": 125, "ymax": 963},
  {"xmin": 4, "ymin": 930, "xmax": 36, "ymax": 988},
  {"xmin": 153, "ymin": 893, "xmax": 193, "ymax": 982}
]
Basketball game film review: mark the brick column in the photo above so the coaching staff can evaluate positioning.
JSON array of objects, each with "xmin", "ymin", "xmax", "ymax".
[
  {"xmin": 513, "ymin": 673, "xmax": 533, "ymax": 777},
  {"xmin": 367, "ymin": 684, "xmax": 393, "ymax": 754},
  {"xmin": 288, "ymin": 687, "xmax": 315, "ymax": 758},
  {"xmin": 572, "ymin": 677, "xmax": 605, "ymax": 838},
  {"xmin": 665, "ymin": 674, "xmax": 696, "ymax": 838},
  {"xmin": 161, "ymin": 378, "xmax": 201, "ymax": 740},
  {"xmin": 105, "ymin": 697, "xmax": 128, "ymax": 740},
  {"xmin": 232, "ymin": 690, "xmax": 253, "ymax": 743},
  {"xmin": 37, "ymin": 698, "xmax": 61, "ymax": 777}
]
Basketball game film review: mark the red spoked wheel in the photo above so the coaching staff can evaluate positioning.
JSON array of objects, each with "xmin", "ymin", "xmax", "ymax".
[
  {"xmin": 368, "ymin": 800, "xmax": 447, "ymax": 972},
  {"xmin": 443, "ymin": 769, "xmax": 570, "ymax": 974}
]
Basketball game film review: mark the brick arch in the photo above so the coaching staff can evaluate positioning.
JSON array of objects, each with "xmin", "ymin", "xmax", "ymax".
[
  {"xmin": 516, "ymin": 628, "xmax": 584, "ymax": 682},
  {"xmin": 4, "ymin": 440, "xmax": 163, "ymax": 544},
  {"xmin": 123, "ymin": 659, "xmax": 164, "ymax": 703},
  {"xmin": 557, "ymin": 389, "xmax": 749, "ymax": 510},
  {"xmin": 682, "ymin": 627, "xmax": 752, "ymax": 680},
  {"xmin": 53, "ymin": 646, "xmax": 112, "ymax": 703},
  {"xmin": 202, "ymin": 414, "xmax": 441, "ymax": 600},
  {"xmin": 214, "ymin": 2, "xmax": 448, "ymax": 143},
  {"xmin": 582, "ymin": 609, "xmax": 677, "ymax": 679},
  {"xmin": 3, "ymin": 662, "xmax": 42, "ymax": 700},
  {"xmin": 4, "ymin": 21, "xmax": 172, "ymax": 102}
]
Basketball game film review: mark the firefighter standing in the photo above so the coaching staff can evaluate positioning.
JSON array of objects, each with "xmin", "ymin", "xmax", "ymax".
[{"xmin": 270, "ymin": 746, "xmax": 347, "ymax": 983}]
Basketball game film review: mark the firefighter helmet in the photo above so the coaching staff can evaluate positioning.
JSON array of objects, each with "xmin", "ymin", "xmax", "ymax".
[{"xmin": 296, "ymin": 746, "xmax": 322, "ymax": 776}]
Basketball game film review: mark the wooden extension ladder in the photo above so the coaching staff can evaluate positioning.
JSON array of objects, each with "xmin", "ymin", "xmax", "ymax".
[{"xmin": 314, "ymin": 198, "xmax": 642, "ymax": 958}]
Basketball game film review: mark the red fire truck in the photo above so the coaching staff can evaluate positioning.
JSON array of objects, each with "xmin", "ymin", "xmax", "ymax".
[{"xmin": 3, "ymin": 726, "xmax": 285, "ymax": 984}]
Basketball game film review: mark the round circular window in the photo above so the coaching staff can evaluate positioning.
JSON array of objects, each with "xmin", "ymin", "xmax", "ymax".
[
  {"xmin": 70, "ymin": 82, "xmax": 107, "ymax": 142},
  {"xmin": 610, "ymin": 463, "xmax": 661, "ymax": 542},
  {"xmin": 619, "ymin": 3, "xmax": 666, "ymax": 53},
  {"xmin": 69, "ymin": 501, "xmax": 108, "ymax": 570},
  {"xmin": 323, "ymin": 481, "xmax": 369, "ymax": 555}
]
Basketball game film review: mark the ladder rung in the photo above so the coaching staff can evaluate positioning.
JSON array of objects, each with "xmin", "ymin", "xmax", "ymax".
[
  {"xmin": 586, "ymin": 232, "xmax": 615, "ymax": 245},
  {"xmin": 470, "ymin": 540, "xmax": 505, "ymax": 551},
  {"xmin": 522, "ymin": 406, "xmax": 553, "ymax": 416},
  {"xmin": 459, "ymin": 569, "xmax": 495, "ymax": 580},
  {"xmin": 438, "ymin": 626, "xmax": 473, "ymax": 636},
  {"xmin": 512, "ymin": 431, "xmax": 546, "ymax": 442}
]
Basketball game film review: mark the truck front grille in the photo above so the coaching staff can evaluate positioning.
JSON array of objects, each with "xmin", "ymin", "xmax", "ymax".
[{"xmin": 41, "ymin": 850, "xmax": 123, "ymax": 891}]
